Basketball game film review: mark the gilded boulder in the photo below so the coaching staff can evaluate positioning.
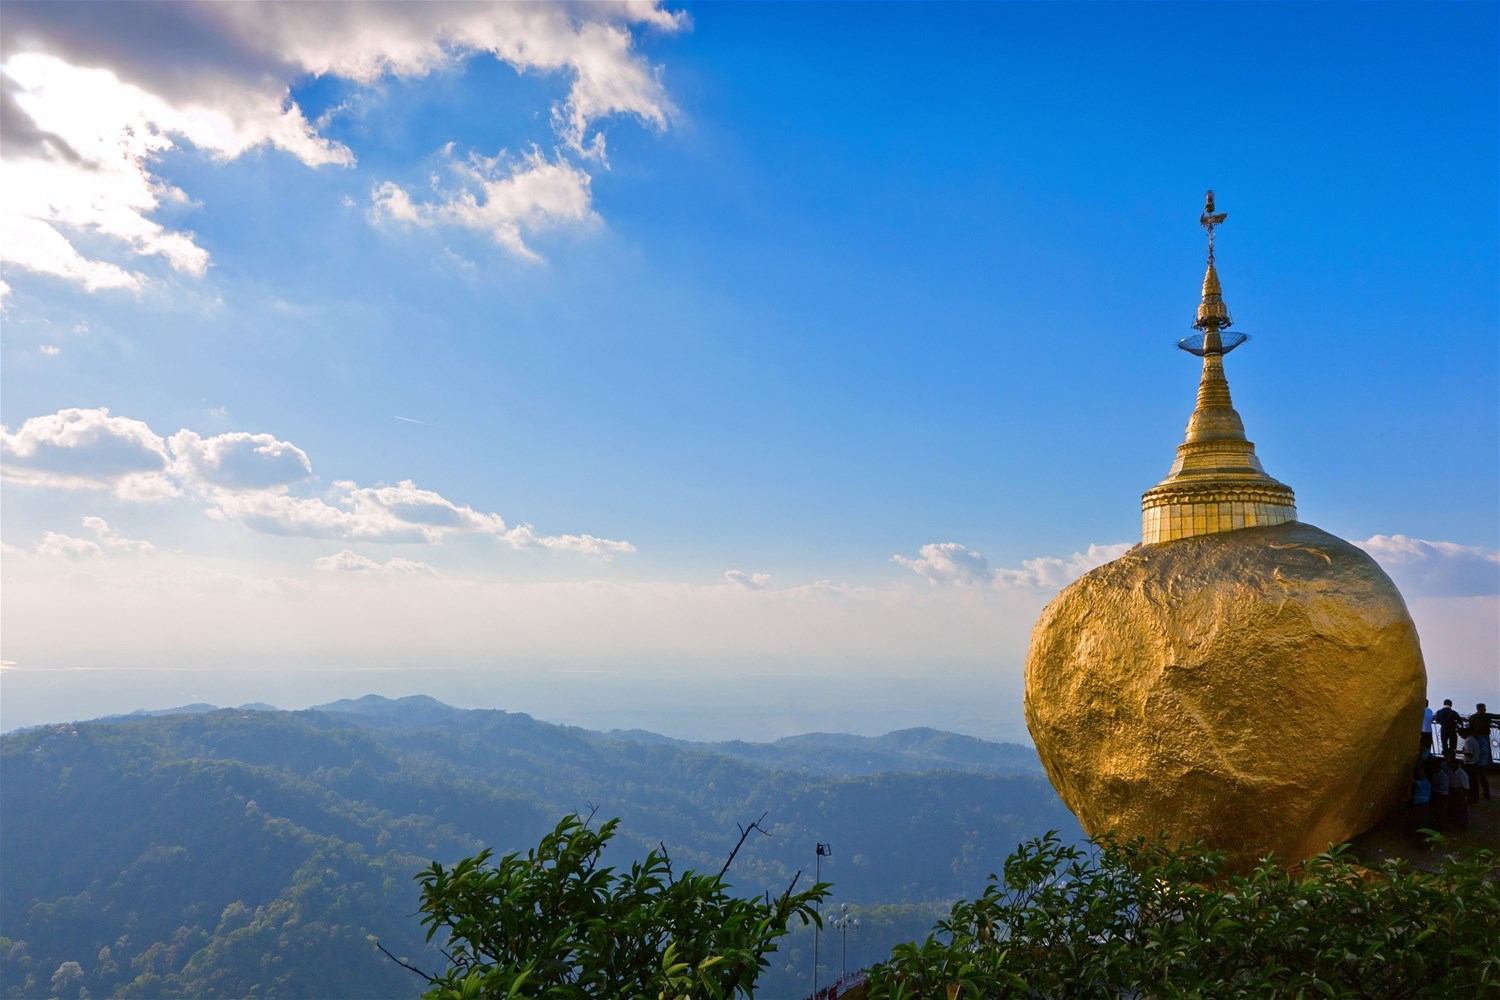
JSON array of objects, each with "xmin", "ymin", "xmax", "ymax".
[{"xmin": 1023, "ymin": 520, "xmax": 1425, "ymax": 869}]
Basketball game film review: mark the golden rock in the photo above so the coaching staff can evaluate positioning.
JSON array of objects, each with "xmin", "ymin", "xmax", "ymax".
[
  {"xmin": 1024, "ymin": 195, "xmax": 1425, "ymax": 868},
  {"xmin": 1023, "ymin": 521, "xmax": 1425, "ymax": 869}
]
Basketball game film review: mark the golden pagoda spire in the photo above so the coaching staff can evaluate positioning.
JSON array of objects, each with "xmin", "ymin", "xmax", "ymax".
[{"xmin": 1139, "ymin": 192, "xmax": 1297, "ymax": 544}]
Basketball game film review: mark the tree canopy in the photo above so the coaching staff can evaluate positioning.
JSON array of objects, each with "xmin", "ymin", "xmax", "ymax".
[{"xmin": 411, "ymin": 813, "xmax": 829, "ymax": 1000}]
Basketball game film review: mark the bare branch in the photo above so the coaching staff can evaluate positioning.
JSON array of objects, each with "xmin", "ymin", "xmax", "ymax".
[
  {"xmin": 376, "ymin": 939, "xmax": 434, "ymax": 982},
  {"xmin": 660, "ymin": 840, "xmax": 675, "ymax": 883},
  {"xmin": 777, "ymin": 868, "xmax": 804, "ymax": 905},
  {"xmin": 581, "ymin": 805, "xmax": 604, "ymax": 876},
  {"xmin": 719, "ymin": 810, "xmax": 771, "ymax": 879}
]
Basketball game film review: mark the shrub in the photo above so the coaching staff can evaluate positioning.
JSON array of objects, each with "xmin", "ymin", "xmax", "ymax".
[{"xmin": 868, "ymin": 832, "xmax": 1499, "ymax": 999}]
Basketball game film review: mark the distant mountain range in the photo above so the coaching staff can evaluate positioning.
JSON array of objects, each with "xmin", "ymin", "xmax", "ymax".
[
  {"xmin": 103, "ymin": 694, "xmax": 1045, "ymax": 779},
  {"xmin": 1, "ymin": 695, "xmax": 1079, "ymax": 999}
]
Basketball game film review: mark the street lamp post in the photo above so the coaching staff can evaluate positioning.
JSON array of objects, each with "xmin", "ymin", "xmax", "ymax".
[
  {"xmin": 814, "ymin": 843, "xmax": 831, "ymax": 997},
  {"xmin": 832, "ymin": 903, "xmax": 860, "ymax": 982}
]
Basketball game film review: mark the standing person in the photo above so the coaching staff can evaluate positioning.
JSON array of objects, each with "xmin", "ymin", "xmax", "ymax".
[
  {"xmin": 1470, "ymin": 703, "xmax": 1496, "ymax": 758},
  {"xmin": 1408, "ymin": 762, "xmax": 1434, "ymax": 843},
  {"xmin": 1421, "ymin": 699, "xmax": 1434, "ymax": 756},
  {"xmin": 1445, "ymin": 753, "xmax": 1470, "ymax": 829},
  {"xmin": 1464, "ymin": 728, "xmax": 1488, "ymax": 803},
  {"xmin": 1432, "ymin": 699, "xmax": 1462, "ymax": 757},
  {"xmin": 1463, "ymin": 726, "xmax": 1493, "ymax": 803},
  {"xmin": 1429, "ymin": 757, "xmax": 1450, "ymax": 834}
]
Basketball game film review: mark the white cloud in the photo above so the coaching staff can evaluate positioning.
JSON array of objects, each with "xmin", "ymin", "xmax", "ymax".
[
  {"xmin": 39, "ymin": 345, "xmax": 60, "ymax": 356},
  {"xmin": 205, "ymin": 490, "xmax": 424, "ymax": 543},
  {"xmin": 211, "ymin": 2, "xmax": 685, "ymax": 154},
  {"xmin": 200, "ymin": 470, "xmax": 633, "ymax": 555},
  {"xmin": 21, "ymin": 518, "xmax": 153, "ymax": 562},
  {"xmin": 170, "ymin": 430, "xmax": 312, "ymax": 491},
  {"xmin": 35, "ymin": 531, "xmax": 102, "ymax": 561},
  {"xmin": 346, "ymin": 479, "xmax": 506, "ymax": 536},
  {"xmin": 313, "ymin": 549, "xmax": 436, "ymax": 575},
  {"xmin": 501, "ymin": 522, "xmax": 636, "ymax": 556},
  {"xmin": 370, "ymin": 148, "xmax": 597, "ymax": 261},
  {"xmin": 0, "ymin": 407, "xmax": 179, "ymax": 499},
  {"xmin": 894, "ymin": 542, "xmax": 995, "ymax": 587},
  {"xmin": 1355, "ymin": 534, "xmax": 1500, "ymax": 598},
  {"xmin": 992, "ymin": 542, "xmax": 1135, "ymax": 590},
  {"xmin": 724, "ymin": 569, "xmax": 772, "ymax": 589},
  {"xmin": 6, "ymin": 407, "xmax": 631, "ymax": 557},
  {"xmin": 81, "ymin": 515, "xmax": 155, "ymax": 553},
  {"xmin": 894, "ymin": 540, "xmax": 1134, "ymax": 590},
  {"xmin": 1, "ymin": 1, "xmax": 684, "ymax": 290},
  {"xmin": 205, "ymin": 480, "xmax": 529, "ymax": 546},
  {"xmin": 0, "ymin": 52, "xmax": 334, "ymax": 291}
]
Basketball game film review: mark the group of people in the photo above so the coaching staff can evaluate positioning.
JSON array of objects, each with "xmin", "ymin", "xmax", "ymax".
[{"xmin": 1410, "ymin": 699, "xmax": 1495, "ymax": 834}]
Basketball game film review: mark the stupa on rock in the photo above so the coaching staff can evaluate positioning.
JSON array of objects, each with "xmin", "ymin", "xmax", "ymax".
[{"xmin": 1024, "ymin": 193, "xmax": 1426, "ymax": 870}]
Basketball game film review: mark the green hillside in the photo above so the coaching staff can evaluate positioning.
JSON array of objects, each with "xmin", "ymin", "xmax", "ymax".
[{"xmin": 0, "ymin": 698, "xmax": 1077, "ymax": 999}]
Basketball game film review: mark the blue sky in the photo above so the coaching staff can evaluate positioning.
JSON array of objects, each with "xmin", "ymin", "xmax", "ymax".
[{"xmin": 2, "ymin": 1, "xmax": 1496, "ymax": 739}]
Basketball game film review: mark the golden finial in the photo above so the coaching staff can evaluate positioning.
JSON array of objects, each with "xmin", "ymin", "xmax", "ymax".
[
  {"xmin": 1200, "ymin": 189, "xmax": 1228, "ymax": 257},
  {"xmin": 1193, "ymin": 189, "xmax": 1232, "ymax": 334}
]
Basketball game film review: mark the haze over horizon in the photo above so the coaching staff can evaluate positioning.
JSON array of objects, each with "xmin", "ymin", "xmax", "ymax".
[{"xmin": 3, "ymin": 2, "xmax": 1496, "ymax": 740}]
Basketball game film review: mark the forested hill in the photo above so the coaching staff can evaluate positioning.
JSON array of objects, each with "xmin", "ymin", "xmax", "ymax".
[{"xmin": 1, "ymin": 696, "xmax": 1080, "ymax": 999}]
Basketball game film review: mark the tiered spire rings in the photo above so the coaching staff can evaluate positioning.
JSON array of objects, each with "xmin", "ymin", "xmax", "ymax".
[{"xmin": 1140, "ymin": 192, "xmax": 1297, "ymax": 544}]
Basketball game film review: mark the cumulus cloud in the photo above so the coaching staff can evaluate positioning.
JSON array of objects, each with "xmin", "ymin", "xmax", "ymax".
[
  {"xmin": 215, "ymin": 478, "xmax": 501, "ymax": 542},
  {"xmin": 0, "ymin": 1, "xmax": 684, "ymax": 289},
  {"xmin": 206, "ymin": 488, "xmax": 426, "ymax": 543},
  {"xmin": 0, "ymin": 52, "xmax": 324, "ymax": 291},
  {"xmin": 894, "ymin": 541, "xmax": 1134, "ymax": 590},
  {"xmin": 170, "ymin": 430, "xmax": 312, "ymax": 491},
  {"xmin": 24, "ymin": 518, "xmax": 153, "ymax": 562},
  {"xmin": 81, "ymin": 515, "xmax": 155, "ymax": 553},
  {"xmin": 346, "ymin": 480, "xmax": 506, "ymax": 534},
  {"xmin": 5, "ymin": 406, "xmax": 632, "ymax": 556},
  {"xmin": 501, "ymin": 522, "xmax": 636, "ymax": 557},
  {"xmin": 893, "ymin": 542, "xmax": 995, "ymax": 587},
  {"xmin": 370, "ymin": 148, "xmax": 597, "ymax": 261},
  {"xmin": 1, "ymin": 407, "xmax": 179, "ymax": 499},
  {"xmin": 209, "ymin": 1, "xmax": 684, "ymax": 152},
  {"xmin": 313, "ymin": 549, "xmax": 436, "ymax": 575},
  {"xmin": 205, "ymin": 481, "xmax": 631, "ymax": 553},
  {"xmin": 993, "ymin": 542, "xmax": 1135, "ymax": 590},
  {"xmin": 724, "ymin": 569, "xmax": 772, "ymax": 589},
  {"xmin": 1355, "ymin": 534, "xmax": 1500, "ymax": 598},
  {"xmin": 35, "ymin": 531, "xmax": 101, "ymax": 561}
]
